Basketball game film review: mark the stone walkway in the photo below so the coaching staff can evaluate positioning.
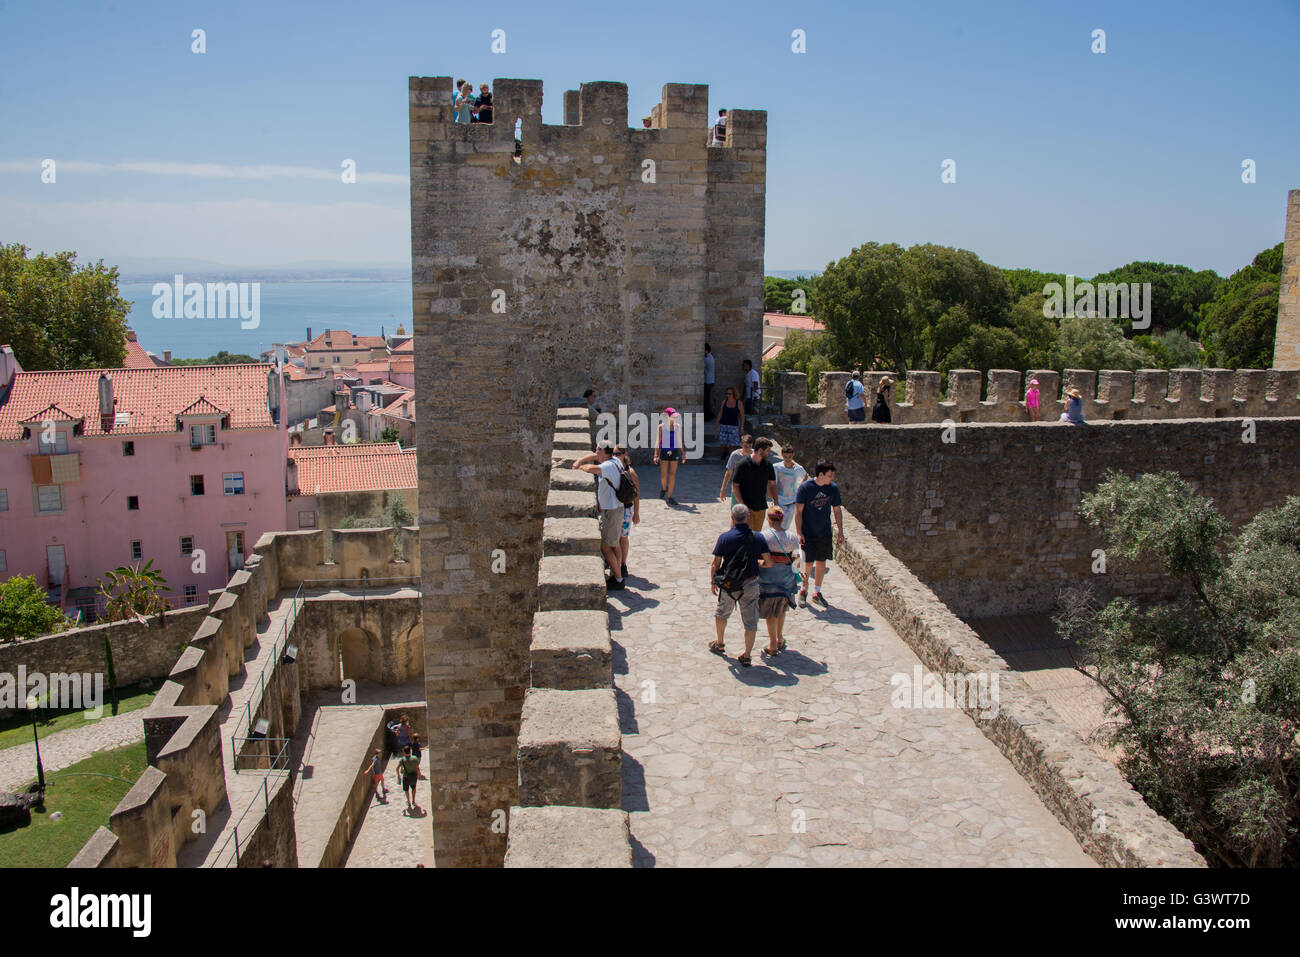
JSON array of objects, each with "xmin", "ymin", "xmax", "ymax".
[
  {"xmin": 342, "ymin": 747, "xmax": 435, "ymax": 868},
  {"xmin": 0, "ymin": 711, "xmax": 146, "ymax": 792},
  {"xmin": 614, "ymin": 461, "xmax": 1095, "ymax": 867}
]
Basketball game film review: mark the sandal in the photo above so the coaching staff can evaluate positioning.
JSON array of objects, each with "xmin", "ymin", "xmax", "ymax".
[
  {"xmin": 737, "ymin": 654, "xmax": 752, "ymax": 667},
  {"xmin": 708, "ymin": 640, "xmax": 726, "ymax": 656},
  {"xmin": 761, "ymin": 647, "xmax": 780, "ymax": 657}
]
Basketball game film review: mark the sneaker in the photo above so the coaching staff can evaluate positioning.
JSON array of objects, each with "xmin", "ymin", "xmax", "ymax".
[
  {"xmin": 658, "ymin": 490, "xmax": 666, "ymax": 499},
  {"xmin": 606, "ymin": 578, "xmax": 626, "ymax": 591},
  {"xmin": 812, "ymin": 592, "xmax": 828, "ymax": 608},
  {"xmin": 666, "ymin": 496, "xmax": 677, "ymax": 506}
]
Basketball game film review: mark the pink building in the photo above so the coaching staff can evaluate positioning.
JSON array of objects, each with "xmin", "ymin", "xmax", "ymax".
[{"xmin": 0, "ymin": 346, "xmax": 287, "ymax": 617}]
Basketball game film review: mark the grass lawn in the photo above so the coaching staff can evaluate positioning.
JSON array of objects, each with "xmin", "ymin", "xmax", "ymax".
[
  {"xmin": 0, "ymin": 741, "xmax": 147, "ymax": 868},
  {"xmin": 0, "ymin": 680, "xmax": 157, "ymax": 752}
]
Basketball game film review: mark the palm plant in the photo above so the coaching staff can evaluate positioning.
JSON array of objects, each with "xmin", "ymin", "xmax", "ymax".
[{"xmin": 96, "ymin": 560, "xmax": 170, "ymax": 624}]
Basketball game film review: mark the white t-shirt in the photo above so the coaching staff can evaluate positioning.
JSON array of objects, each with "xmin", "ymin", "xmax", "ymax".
[
  {"xmin": 746, "ymin": 368, "xmax": 760, "ymax": 400},
  {"xmin": 763, "ymin": 526, "xmax": 800, "ymax": 559},
  {"xmin": 597, "ymin": 459, "xmax": 624, "ymax": 511},
  {"xmin": 704, "ymin": 352, "xmax": 715, "ymax": 384},
  {"xmin": 845, "ymin": 380, "xmax": 865, "ymax": 410},
  {"xmin": 773, "ymin": 461, "xmax": 807, "ymax": 504}
]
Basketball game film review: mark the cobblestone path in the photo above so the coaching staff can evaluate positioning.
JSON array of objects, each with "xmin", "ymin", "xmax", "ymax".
[
  {"xmin": 613, "ymin": 462, "xmax": 1094, "ymax": 867},
  {"xmin": 0, "ymin": 711, "xmax": 146, "ymax": 792}
]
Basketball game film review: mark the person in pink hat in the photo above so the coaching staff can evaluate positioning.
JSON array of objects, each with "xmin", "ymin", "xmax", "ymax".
[
  {"xmin": 1024, "ymin": 377, "xmax": 1041, "ymax": 422},
  {"xmin": 654, "ymin": 407, "xmax": 683, "ymax": 505}
]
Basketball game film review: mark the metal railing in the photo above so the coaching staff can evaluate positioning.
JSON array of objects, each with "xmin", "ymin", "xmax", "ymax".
[
  {"xmin": 227, "ymin": 576, "xmax": 419, "ymax": 767},
  {"xmin": 232, "ymin": 735, "xmax": 291, "ymax": 773},
  {"xmin": 209, "ymin": 764, "xmax": 290, "ymax": 868}
]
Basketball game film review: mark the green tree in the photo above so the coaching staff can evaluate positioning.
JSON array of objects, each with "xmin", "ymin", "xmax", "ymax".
[
  {"xmin": 1133, "ymin": 329, "xmax": 1204, "ymax": 370},
  {"xmin": 1089, "ymin": 261, "xmax": 1222, "ymax": 336},
  {"xmin": 0, "ymin": 244, "xmax": 130, "ymax": 370},
  {"xmin": 763, "ymin": 276, "xmax": 815, "ymax": 314},
  {"xmin": 0, "ymin": 575, "xmax": 67, "ymax": 643},
  {"xmin": 999, "ymin": 267, "xmax": 1068, "ymax": 302},
  {"xmin": 1197, "ymin": 244, "xmax": 1284, "ymax": 369},
  {"xmin": 1009, "ymin": 293, "xmax": 1058, "ymax": 369},
  {"xmin": 762, "ymin": 329, "xmax": 845, "ymax": 402},
  {"xmin": 170, "ymin": 351, "xmax": 260, "ymax": 365},
  {"xmin": 380, "ymin": 426, "xmax": 400, "ymax": 444},
  {"xmin": 96, "ymin": 560, "xmax": 170, "ymax": 623},
  {"xmin": 1054, "ymin": 315, "xmax": 1148, "ymax": 370},
  {"xmin": 1057, "ymin": 473, "xmax": 1300, "ymax": 867}
]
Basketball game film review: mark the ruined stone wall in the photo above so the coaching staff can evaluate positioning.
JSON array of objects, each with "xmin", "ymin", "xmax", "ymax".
[
  {"xmin": 1275, "ymin": 188, "xmax": 1300, "ymax": 371},
  {"xmin": 772, "ymin": 417, "xmax": 1300, "ymax": 619},
  {"xmin": 410, "ymin": 76, "xmax": 765, "ymax": 866}
]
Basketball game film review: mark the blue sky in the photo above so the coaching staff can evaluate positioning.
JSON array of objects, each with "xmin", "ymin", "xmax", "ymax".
[{"xmin": 1, "ymin": 0, "xmax": 1297, "ymax": 276}]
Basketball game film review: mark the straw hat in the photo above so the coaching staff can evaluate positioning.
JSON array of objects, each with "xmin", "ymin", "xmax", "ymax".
[
  {"xmin": 1065, "ymin": 387, "xmax": 1082, "ymax": 399},
  {"xmin": 880, "ymin": 377, "xmax": 893, "ymax": 387}
]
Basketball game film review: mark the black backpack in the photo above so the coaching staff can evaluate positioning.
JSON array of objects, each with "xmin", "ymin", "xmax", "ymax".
[
  {"xmin": 712, "ymin": 529, "xmax": 753, "ymax": 598},
  {"xmin": 845, "ymin": 379, "xmax": 856, "ymax": 399},
  {"xmin": 603, "ymin": 462, "xmax": 638, "ymax": 506}
]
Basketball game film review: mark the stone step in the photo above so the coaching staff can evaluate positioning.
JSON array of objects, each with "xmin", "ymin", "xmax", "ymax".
[
  {"xmin": 537, "ymin": 555, "xmax": 606, "ymax": 611},
  {"xmin": 543, "ymin": 517, "xmax": 600, "ymax": 556},
  {"xmin": 546, "ymin": 489, "xmax": 597, "ymax": 519}
]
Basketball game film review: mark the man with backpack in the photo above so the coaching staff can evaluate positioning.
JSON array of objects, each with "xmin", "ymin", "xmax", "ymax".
[
  {"xmin": 708, "ymin": 503, "xmax": 770, "ymax": 668},
  {"xmin": 845, "ymin": 372, "xmax": 866, "ymax": 423},
  {"xmin": 573, "ymin": 443, "xmax": 637, "ymax": 590}
]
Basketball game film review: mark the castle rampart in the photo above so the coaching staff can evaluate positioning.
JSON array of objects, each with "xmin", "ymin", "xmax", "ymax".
[{"xmin": 1274, "ymin": 189, "xmax": 1300, "ymax": 371}]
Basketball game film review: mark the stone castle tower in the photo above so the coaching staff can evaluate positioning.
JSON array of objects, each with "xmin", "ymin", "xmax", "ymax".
[
  {"xmin": 409, "ymin": 77, "xmax": 766, "ymax": 866},
  {"xmin": 1274, "ymin": 188, "xmax": 1300, "ymax": 371}
]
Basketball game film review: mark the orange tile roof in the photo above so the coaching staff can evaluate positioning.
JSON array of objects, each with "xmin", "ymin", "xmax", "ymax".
[
  {"xmin": 306, "ymin": 329, "xmax": 388, "ymax": 351},
  {"xmin": 0, "ymin": 365, "xmax": 274, "ymax": 439},
  {"xmin": 122, "ymin": 336, "xmax": 160, "ymax": 369},
  {"xmin": 376, "ymin": 391, "xmax": 415, "ymax": 417},
  {"xmin": 762, "ymin": 342, "xmax": 785, "ymax": 362},
  {"xmin": 352, "ymin": 360, "xmax": 392, "ymax": 374},
  {"xmin": 392, "ymin": 339, "xmax": 414, "ymax": 353},
  {"xmin": 390, "ymin": 358, "xmax": 414, "ymax": 374},
  {"xmin": 284, "ymin": 364, "xmax": 326, "ymax": 381},
  {"xmin": 763, "ymin": 312, "xmax": 824, "ymax": 332},
  {"xmin": 290, "ymin": 442, "xmax": 417, "ymax": 494}
]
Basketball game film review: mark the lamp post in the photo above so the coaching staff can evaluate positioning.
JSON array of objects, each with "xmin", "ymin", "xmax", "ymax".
[{"xmin": 26, "ymin": 694, "xmax": 46, "ymax": 810}]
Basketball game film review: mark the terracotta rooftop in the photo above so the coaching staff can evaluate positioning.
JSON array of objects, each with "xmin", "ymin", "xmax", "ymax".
[
  {"xmin": 351, "ymin": 360, "xmax": 392, "ymax": 375},
  {"xmin": 122, "ymin": 335, "xmax": 161, "ymax": 369},
  {"xmin": 392, "ymin": 339, "xmax": 414, "ymax": 353},
  {"xmin": 764, "ymin": 312, "xmax": 825, "ymax": 332},
  {"xmin": 290, "ymin": 442, "xmax": 417, "ymax": 494},
  {"xmin": 306, "ymin": 329, "xmax": 388, "ymax": 351},
  {"xmin": 0, "ymin": 364, "xmax": 275, "ymax": 440},
  {"xmin": 390, "ymin": 358, "xmax": 414, "ymax": 375},
  {"xmin": 762, "ymin": 342, "xmax": 785, "ymax": 362}
]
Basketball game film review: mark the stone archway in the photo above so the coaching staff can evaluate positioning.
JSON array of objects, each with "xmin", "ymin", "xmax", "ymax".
[{"xmin": 339, "ymin": 626, "xmax": 376, "ymax": 683}]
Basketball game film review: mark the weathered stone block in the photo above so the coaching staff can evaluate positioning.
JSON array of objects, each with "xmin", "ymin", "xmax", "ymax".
[
  {"xmin": 542, "ymin": 517, "xmax": 601, "ymax": 556},
  {"xmin": 530, "ymin": 609, "xmax": 612, "ymax": 690},
  {"xmin": 504, "ymin": 805, "xmax": 632, "ymax": 867},
  {"xmin": 517, "ymin": 688, "xmax": 621, "ymax": 808},
  {"xmin": 537, "ymin": 555, "xmax": 607, "ymax": 611},
  {"xmin": 546, "ymin": 489, "xmax": 597, "ymax": 519}
]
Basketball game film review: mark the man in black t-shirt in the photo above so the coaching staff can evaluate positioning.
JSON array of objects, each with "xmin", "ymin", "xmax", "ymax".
[{"xmin": 731, "ymin": 436, "xmax": 778, "ymax": 531}]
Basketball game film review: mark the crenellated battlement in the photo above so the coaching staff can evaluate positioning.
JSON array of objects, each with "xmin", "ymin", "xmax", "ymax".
[
  {"xmin": 409, "ymin": 76, "xmax": 766, "ymax": 152},
  {"xmin": 773, "ymin": 367, "xmax": 1300, "ymax": 425}
]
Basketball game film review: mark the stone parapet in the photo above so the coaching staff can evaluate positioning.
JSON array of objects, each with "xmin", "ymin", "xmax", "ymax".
[
  {"xmin": 530, "ymin": 610, "xmax": 613, "ymax": 690},
  {"xmin": 516, "ymin": 688, "xmax": 622, "ymax": 809},
  {"xmin": 503, "ymin": 806, "xmax": 632, "ymax": 868}
]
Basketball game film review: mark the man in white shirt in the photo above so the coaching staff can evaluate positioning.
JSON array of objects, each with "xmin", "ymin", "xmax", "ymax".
[
  {"xmin": 572, "ymin": 443, "xmax": 628, "ymax": 590},
  {"xmin": 703, "ymin": 343, "xmax": 716, "ymax": 419},
  {"xmin": 743, "ymin": 358, "xmax": 760, "ymax": 417}
]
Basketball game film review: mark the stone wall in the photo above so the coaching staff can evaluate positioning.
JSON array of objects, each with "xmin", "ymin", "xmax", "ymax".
[
  {"xmin": 772, "ymin": 416, "xmax": 1300, "ymax": 619},
  {"xmin": 505, "ymin": 403, "xmax": 631, "ymax": 867},
  {"xmin": 411, "ymin": 76, "xmax": 763, "ymax": 866},
  {"xmin": 0, "ymin": 606, "xmax": 208, "ymax": 718},
  {"xmin": 827, "ymin": 506, "xmax": 1203, "ymax": 866},
  {"xmin": 774, "ymin": 366, "xmax": 1300, "ymax": 427},
  {"xmin": 1275, "ymin": 188, "xmax": 1300, "ymax": 371}
]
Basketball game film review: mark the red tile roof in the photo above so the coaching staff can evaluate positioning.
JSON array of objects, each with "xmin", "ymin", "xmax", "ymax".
[
  {"xmin": 390, "ymin": 358, "xmax": 414, "ymax": 374},
  {"xmin": 290, "ymin": 442, "xmax": 417, "ymax": 494},
  {"xmin": 392, "ymin": 339, "xmax": 414, "ymax": 353},
  {"xmin": 761, "ymin": 342, "xmax": 785, "ymax": 362},
  {"xmin": 0, "ymin": 365, "xmax": 275, "ymax": 439},
  {"xmin": 306, "ymin": 329, "xmax": 388, "ymax": 351},
  {"xmin": 351, "ymin": 360, "xmax": 392, "ymax": 375},
  {"xmin": 122, "ymin": 336, "xmax": 160, "ymax": 369},
  {"xmin": 763, "ymin": 312, "xmax": 824, "ymax": 332}
]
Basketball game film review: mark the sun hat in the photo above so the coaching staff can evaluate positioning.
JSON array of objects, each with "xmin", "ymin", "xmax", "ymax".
[
  {"xmin": 664, "ymin": 407, "xmax": 676, "ymax": 416},
  {"xmin": 1065, "ymin": 387, "xmax": 1082, "ymax": 399}
]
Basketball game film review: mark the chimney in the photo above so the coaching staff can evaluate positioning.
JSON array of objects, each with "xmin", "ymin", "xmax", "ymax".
[
  {"xmin": 286, "ymin": 457, "xmax": 299, "ymax": 495},
  {"xmin": 0, "ymin": 344, "xmax": 21, "ymax": 389},
  {"xmin": 306, "ymin": 327, "xmax": 312, "ymax": 343},
  {"xmin": 162, "ymin": 350, "xmax": 172, "ymax": 363},
  {"xmin": 98, "ymin": 372, "xmax": 114, "ymax": 418},
  {"xmin": 323, "ymin": 428, "xmax": 335, "ymax": 446}
]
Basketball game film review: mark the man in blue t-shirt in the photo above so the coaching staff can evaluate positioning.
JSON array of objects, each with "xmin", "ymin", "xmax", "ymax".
[
  {"xmin": 845, "ymin": 373, "xmax": 866, "ymax": 423},
  {"xmin": 708, "ymin": 503, "xmax": 770, "ymax": 667},
  {"xmin": 794, "ymin": 460, "xmax": 844, "ymax": 608}
]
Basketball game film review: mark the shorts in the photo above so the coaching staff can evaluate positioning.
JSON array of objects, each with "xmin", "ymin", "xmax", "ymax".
[
  {"xmin": 847, "ymin": 406, "xmax": 866, "ymax": 422},
  {"xmin": 402, "ymin": 773, "xmax": 418, "ymax": 791},
  {"xmin": 658, "ymin": 448, "xmax": 681, "ymax": 462},
  {"xmin": 715, "ymin": 577, "xmax": 759, "ymax": 631},
  {"xmin": 718, "ymin": 424, "xmax": 740, "ymax": 447},
  {"xmin": 759, "ymin": 595, "xmax": 791, "ymax": 619},
  {"xmin": 803, "ymin": 534, "xmax": 833, "ymax": 563},
  {"xmin": 600, "ymin": 507, "xmax": 623, "ymax": 547},
  {"xmin": 621, "ymin": 506, "xmax": 633, "ymax": 537},
  {"xmin": 746, "ymin": 508, "xmax": 767, "ymax": 532}
]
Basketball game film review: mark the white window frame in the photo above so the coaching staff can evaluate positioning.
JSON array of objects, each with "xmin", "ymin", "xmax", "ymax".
[
  {"xmin": 184, "ymin": 585, "xmax": 198, "ymax": 606},
  {"xmin": 39, "ymin": 430, "xmax": 68, "ymax": 454},
  {"xmin": 223, "ymin": 472, "xmax": 246, "ymax": 496},
  {"xmin": 189, "ymin": 423, "xmax": 217, "ymax": 446},
  {"xmin": 36, "ymin": 484, "xmax": 64, "ymax": 514}
]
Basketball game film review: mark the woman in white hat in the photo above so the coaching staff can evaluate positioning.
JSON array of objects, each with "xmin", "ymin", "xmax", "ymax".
[{"xmin": 1060, "ymin": 387, "xmax": 1086, "ymax": 424}]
